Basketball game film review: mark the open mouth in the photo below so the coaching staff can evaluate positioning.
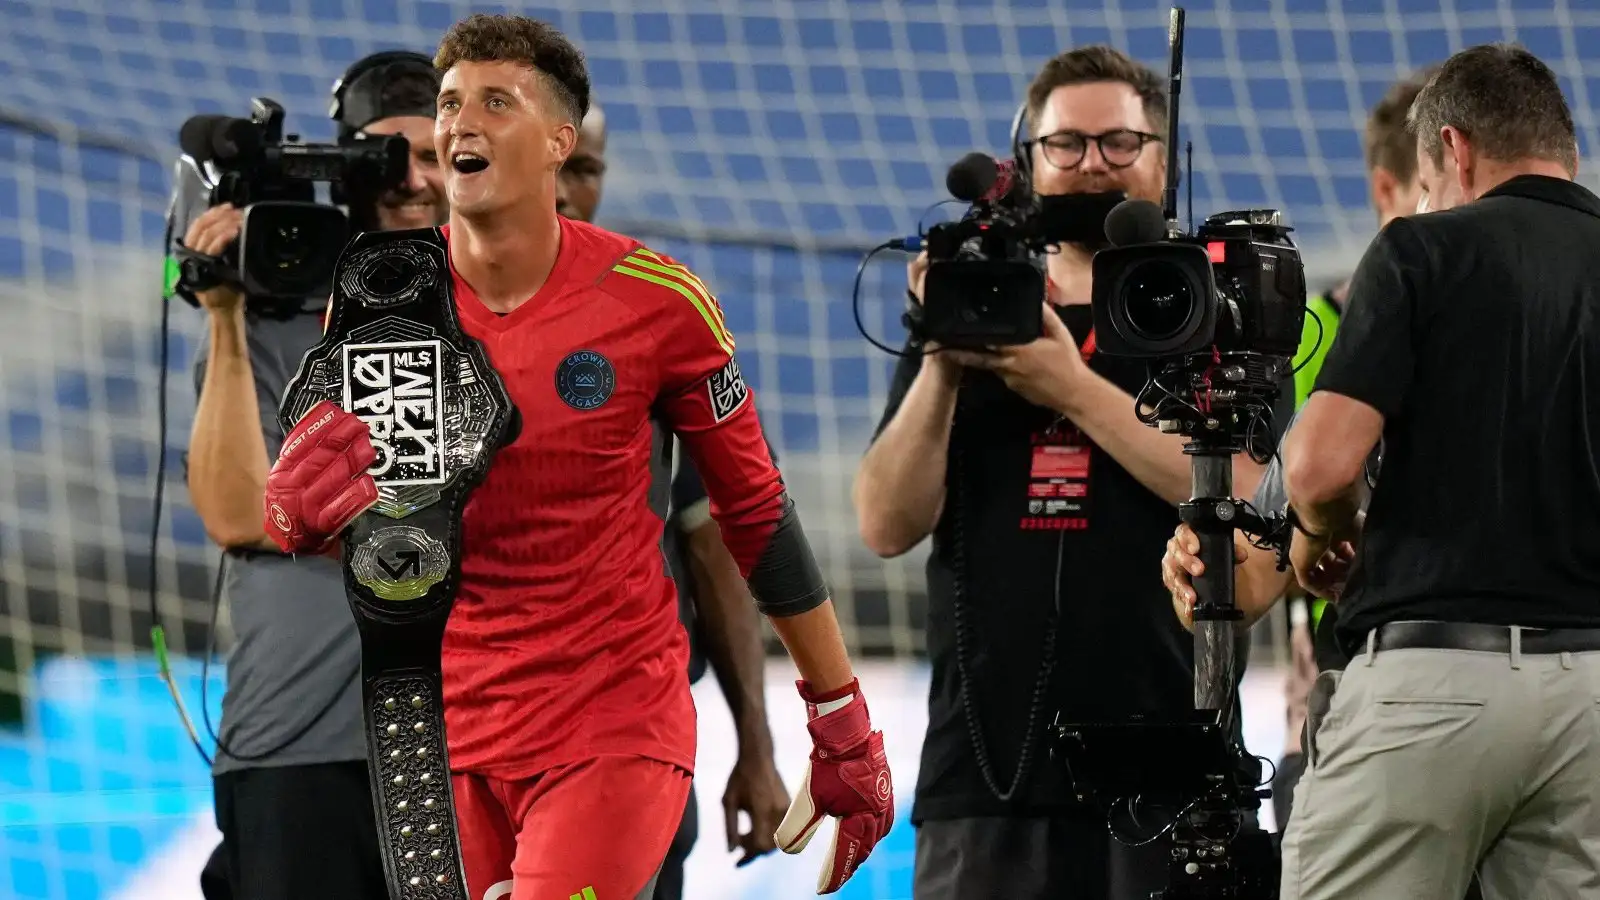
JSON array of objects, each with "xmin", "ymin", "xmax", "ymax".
[{"xmin": 452, "ymin": 152, "xmax": 489, "ymax": 174}]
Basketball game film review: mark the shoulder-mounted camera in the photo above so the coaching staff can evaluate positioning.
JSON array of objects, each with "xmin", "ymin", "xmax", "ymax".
[{"xmin": 165, "ymin": 97, "xmax": 409, "ymax": 308}]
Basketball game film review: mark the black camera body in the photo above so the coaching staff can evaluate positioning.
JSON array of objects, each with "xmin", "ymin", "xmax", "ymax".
[
  {"xmin": 167, "ymin": 97, "xmax": 408, "ymax": 306},
  {"xmin": 1091, "ymin": 209, "xmax": 1306, "ymax": 361},
  {"xmin": 920, "ymin": 218, "xmax": 1046, "ymax": 351},
  {"xmin": 1053, "ymin": 710, "xmax": 1281, "ymax": 899},
  {"xmin": 912, "ymin": 151, "xmax": 1126, "ymax": 350},
  {"xmin": 1087, "ymin": 202, "xmax": 1306, "ymax": 447}
]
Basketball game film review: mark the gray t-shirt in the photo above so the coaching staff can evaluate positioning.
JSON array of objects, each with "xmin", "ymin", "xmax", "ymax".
[
  {"xmin": 1251, "ymin": 409, "xmax": 1381, "ymax": 516},
  {"xmin": 1252, "ymin": 445, "xmax": 1290, "ymax": 515},
  {"xmin": 192, "ymin": 310, "xmax": 365, "ymax": 775}
]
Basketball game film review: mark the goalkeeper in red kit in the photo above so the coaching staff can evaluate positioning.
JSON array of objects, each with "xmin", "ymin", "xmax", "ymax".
[{"xmin": 260, "ymin": 14, "xmax": 892, "ymax": 900}]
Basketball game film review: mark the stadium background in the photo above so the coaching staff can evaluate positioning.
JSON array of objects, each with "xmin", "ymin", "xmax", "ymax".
[{"xmin": 2, "ymin": 0, "xmax": 1597, "ymax": 898}]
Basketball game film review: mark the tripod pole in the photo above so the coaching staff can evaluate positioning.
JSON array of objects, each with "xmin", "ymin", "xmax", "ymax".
[{"xmin": 1187, "ymin": 451, "xmax": 1238, "ymax": 712}]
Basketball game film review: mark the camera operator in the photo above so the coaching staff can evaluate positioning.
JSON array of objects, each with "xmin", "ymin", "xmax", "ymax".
[
  {"xmin": 184, "ymin": 50, "xmax": 443, "ymax": 900},
  {"xmin": 854, "ymin": 45, "xmax": 1272, "ymax": 899},
  {"xmin": 1273, "ymin": 43, "xmax": 1600, "ymax": 899},
  {"xmin": 553, "ymin": 104, "xmax": 792, "ymax": 900},
  {"xmin": 1163, "ymin": 65, "xmax": 1437, "ymax": 834}
]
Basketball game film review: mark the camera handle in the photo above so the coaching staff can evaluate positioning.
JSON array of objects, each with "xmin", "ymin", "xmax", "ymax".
[
  {"xmin": 1177, "ymin": 448, "xmax": 1259, "ymax": 712},
  {"xmin": 171, "ymin": 240, "xmax": 242, "ymax": 306}
]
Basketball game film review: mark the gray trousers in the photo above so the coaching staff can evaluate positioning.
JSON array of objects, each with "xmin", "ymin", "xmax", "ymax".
[{"xmin": 1281, "ymin": 630, "xmax": 1600, "ymax": 900}]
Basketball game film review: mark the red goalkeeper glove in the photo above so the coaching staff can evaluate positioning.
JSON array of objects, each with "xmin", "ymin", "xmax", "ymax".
[
  {"xmin": 263, "ymin": 400, "xmax": 379, "ymax": 553},
  {"xmin": 774, "ymin": 678, "xmax": 894, "ymax": 894}
]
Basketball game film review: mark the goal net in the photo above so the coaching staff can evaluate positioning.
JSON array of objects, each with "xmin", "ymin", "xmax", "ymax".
[{"xmin": 2, "ymin": 0, "xmax": 1598, "ymax": 897}]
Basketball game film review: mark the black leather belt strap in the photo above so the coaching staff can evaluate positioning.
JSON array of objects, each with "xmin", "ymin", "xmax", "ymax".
[
  {"xmin": 1374, "ymin": 621, "xmax": 1600, "ymax": 655},
  {"xmin": 279, "ymin": 227, "xmax": 518, "ymax": 900}
]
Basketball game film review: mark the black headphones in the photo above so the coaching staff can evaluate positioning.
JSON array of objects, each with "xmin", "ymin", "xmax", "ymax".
[{"xmin": 329, "ymin": 49, "xmax": 438, "ymax": 144}]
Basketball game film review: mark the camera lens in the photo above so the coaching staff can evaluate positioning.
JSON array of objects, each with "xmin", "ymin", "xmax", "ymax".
[
  {"xmin": 1119, "ymin": 260, "xmax": 1195, "ymax": 342},
  {"xmin": 257, "ymin": 219, "xmax": 337, "ymax": 294},
  {"xmin": 241, "ymin": 203, "xmax": 349, "ymax": 298},
  {"xmin": 273, "ymin": 225, "xmax": 309, "ymax": 266}
]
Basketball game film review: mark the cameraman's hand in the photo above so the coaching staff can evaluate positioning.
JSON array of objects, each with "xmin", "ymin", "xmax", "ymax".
[
  {"xmin": 1163, "ymin": 523, "xmax": 1248, "ymax": 631},
  {"xmin": 906, "ymin": 251, "xmax": 963, "ymax": 380},
  {"xmin": 1290, "ymin": 532, "xmax": 1357, "ymax": 601},
  {"xmin": 182, "ymin": 204, "xmax": 245, "ymax": 312},
  {"xmin": 944, "ymin": 303, "xmax": 1085, "ymax": 412},
  {"xmin": 907, "ymin": 251, "xmax": 929, "ymax": 305}
]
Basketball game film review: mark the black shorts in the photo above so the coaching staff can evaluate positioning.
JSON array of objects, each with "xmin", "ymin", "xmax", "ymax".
[
  {"xmin": 1274, "ymin": 750, "xmax": 1308, "ymax": 834},
  {"xmin": 652, "ymin": 781, "xmax": 698, "ymax": 900},
  {"xmin": 912, "ymin": 815, "xmax": 1171, "ymax": 900},
  {"xmin": 209, "ymin": 761, "xmax": 387, "ymax": 900}
]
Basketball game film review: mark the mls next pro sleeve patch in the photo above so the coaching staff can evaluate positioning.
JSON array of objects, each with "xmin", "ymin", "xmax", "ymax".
[{"xmin": 709, "ymin": 358, "xmax": 751, "ymax": 423}]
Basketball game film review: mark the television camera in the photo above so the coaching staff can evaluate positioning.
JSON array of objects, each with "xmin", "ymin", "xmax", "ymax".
[
  {"xmin": 1050, "ymin": 8, "xmax": 1304, "ymax": 899},
  {"xmin": 165, "ymin": 97, "xmax": 409, "ymax": 310},
  {"xmin": 907, "ymin": 147, "xmax": 1128, "ymax": 350}
]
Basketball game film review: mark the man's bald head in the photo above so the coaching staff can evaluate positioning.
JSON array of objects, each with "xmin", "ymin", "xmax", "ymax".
[
  {"xmin": 557, "ymin": 102, "xmax": 608, "ymax": 222},
  {"xmin": 582, "ymin": 103, "xmax": 606, "ymax": 147}
]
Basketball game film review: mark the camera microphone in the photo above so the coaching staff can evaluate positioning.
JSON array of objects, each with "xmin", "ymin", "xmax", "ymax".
[
  {"xmin": 179, "ymin": 114, "xmax": 259, "ymax": 164},
  {"xmin": 889, "ymin": 151, "xmax": 1025, "ymax": 253},
  {"xmin": 1103, "ymin": 198, "xmax": 1169, "ymax": 247},
  {"xmin": 945, "ymin": 152, "xmax": 997, "ymax": 202},
  {"xmin": 945, "ymin": 152, "xmax": 1026, "ymax": 206}
]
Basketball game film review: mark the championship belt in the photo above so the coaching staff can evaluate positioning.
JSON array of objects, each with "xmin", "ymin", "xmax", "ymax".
[{"xmin": 279, "ymin": 227, "xmax": 516, "ymax": 900}]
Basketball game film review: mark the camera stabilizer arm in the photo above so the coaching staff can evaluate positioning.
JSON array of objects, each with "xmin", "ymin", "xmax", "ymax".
[{"xmin": 1178, "ymin": 454, "xmax": 1292, "ymax": 710}]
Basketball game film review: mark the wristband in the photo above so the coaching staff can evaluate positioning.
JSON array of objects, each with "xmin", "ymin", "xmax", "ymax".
[{"xmin": 1285, "ymin": 505, "xmax": 1328, "ymax": 540}]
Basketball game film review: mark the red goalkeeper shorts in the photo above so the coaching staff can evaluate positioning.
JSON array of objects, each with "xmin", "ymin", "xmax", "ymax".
[{"xmin": 453, "ymin": 755, "xmax": 691, "ymax": 900}]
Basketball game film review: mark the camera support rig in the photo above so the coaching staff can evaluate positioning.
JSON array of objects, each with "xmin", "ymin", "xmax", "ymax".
[
  {"xmin": 1051, "ymin": 8, "xmax": 1304, "ymax": 895},
  {"xmin": 1182, "ymin": 431, "xmax": 1259, "ymax": 711},
  {"xmin": 1149, "ymin": 357, "xmax": 1290, "ymax": 710},
  {"xmin": 1089, "ymin": 365, "xmax": 1285, "ymax": 900},
  {"xmin": 1053, "ymin": 396, "xmax": 1288, "ymax": 899}
]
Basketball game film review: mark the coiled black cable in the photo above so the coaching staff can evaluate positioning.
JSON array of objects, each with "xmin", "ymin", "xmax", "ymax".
[{"xmin": 947, "ymin": 385, "xmax": 1067, "ymax": 803}]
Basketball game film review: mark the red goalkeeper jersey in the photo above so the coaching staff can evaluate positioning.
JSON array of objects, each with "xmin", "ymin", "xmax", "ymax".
[{"xmin": 439, "ymin": 217, "xmax": 791, "ymax": 779}]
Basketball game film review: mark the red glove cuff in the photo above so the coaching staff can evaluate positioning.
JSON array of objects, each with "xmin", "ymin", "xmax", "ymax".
[
  {"xmin": 796, "ymin": 679, "xmax": 872, "ymax": 756},
  {"xmin": 797, "ymin": 677, "xmax": 860, "ymax": 706}
]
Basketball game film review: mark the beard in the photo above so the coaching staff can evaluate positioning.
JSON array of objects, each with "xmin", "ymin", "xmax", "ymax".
[
  {"xmin": 377, "ymin": 184, "xmax": 448, "ymax": 228},
  {"xmin": 1053, "ymin": 169, "xmax": 1164, "ymax": 203},
  {"xmin": 1037, "ymin": 168, "xmax": 1165, "ymax": 254}
]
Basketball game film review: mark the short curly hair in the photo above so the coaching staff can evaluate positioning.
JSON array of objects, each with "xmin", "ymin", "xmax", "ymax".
[
  {"xmin": 434, "ymin": 14, "xmax": 590, "ymax": 125},
  {"xmin": 1363, "ymin": 65, "xmax": 1436, "ymax": 182},
  {"xmin": 1026, "ymin": 45, "xmax": 1167, "ymax": 140}
]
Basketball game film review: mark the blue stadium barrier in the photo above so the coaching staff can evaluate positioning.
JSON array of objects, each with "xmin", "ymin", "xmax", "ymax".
[{"xmin": 0, "ymin": 657, "xmax": 219, "ymax": 900}]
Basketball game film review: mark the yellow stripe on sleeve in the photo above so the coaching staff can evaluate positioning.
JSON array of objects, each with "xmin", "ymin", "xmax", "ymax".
[
  {"xmin": 612, "ymin": 251, "xmax": 736, "ymax": 354},
  {"xmin": 631, "ymin": 248, "xmax": 731, "ymax": 337}
]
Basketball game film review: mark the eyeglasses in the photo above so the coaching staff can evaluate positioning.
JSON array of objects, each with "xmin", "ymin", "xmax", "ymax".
[{"xmin": 1023, "ymin": 129, "xmax": 1163, "ymax": 170}]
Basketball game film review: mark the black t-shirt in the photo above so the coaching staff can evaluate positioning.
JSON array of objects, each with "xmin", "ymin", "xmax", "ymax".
[
  {"xmin": 875, "ymin": 304, "xmax": 1266, "ymax": 823},
  {"xmin": 1314, "ymin": 175, "xmax": 1600, "ymax": 656},
  {"xmin": 668, "ymin": 452, "xmax": 711, "ymax": 685},
  {"xmin": 667, "ymin": 435, "xmax": 778, "ymax": 686}
]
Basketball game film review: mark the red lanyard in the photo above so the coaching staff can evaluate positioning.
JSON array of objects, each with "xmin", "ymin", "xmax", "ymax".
[{"xmin": 1047, "ymin": 276, "xmax": 1096, "ymax": 363}]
